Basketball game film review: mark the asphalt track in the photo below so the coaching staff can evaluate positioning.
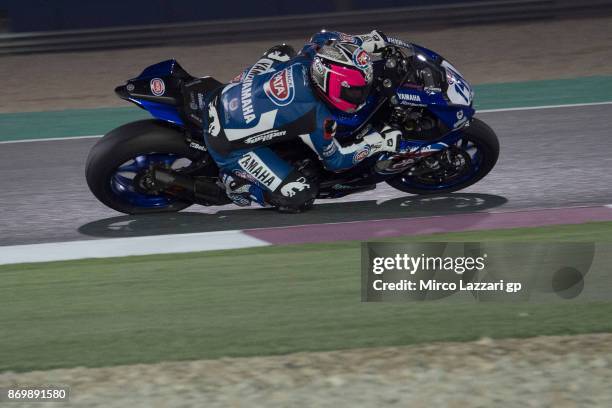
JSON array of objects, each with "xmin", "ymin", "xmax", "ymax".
[{"xmin": 1, "ymin": 104, "xmax": 611, "ymax": 247}]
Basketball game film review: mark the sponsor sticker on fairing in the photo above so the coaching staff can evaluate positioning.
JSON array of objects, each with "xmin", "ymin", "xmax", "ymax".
[
  {"xmin": 397, "ymin": 92, "xmax": 423, "ymax": 104},
  {"xmin": 238, "ymin": 152, "xmax": 282, "ymax": 191},
  {"xmin": 453, "ymin": 110, "xmax": 469, "ymax": 129},
  {"xmin": 264, "ymin": 67, "xmax": 295, "ymax": 106},
  {"xmin": 150, "ymin": 78, "xmax": 165, "ymax": 96},
  {"xmin": 441, "ymin": 60, "xmax": 473, "ymax": 106},
  {"xmin": 386, "ymin": 36, "xmax": 412, "ymax": 49}
]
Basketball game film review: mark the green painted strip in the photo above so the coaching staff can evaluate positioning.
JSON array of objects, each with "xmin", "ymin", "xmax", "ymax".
[
  {"xmin": 0, "ymin": 107, "xmax": 149, "ymax": 142},
  {"xmin": 1, "ymin": 76, "xmax": 611, "ymax": 142},
  {"xmin": 474, "ymin": 76, "xmax": 612, "ymax": 110}
]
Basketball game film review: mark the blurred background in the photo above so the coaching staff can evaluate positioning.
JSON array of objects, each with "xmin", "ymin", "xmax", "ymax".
[
  {"xmin": 1, "ymin": 0, "xmax": 611, "ymax": 114},
  {"xmin": 1, "ymin": 0, "xmax": 611, "ymax": 52}
]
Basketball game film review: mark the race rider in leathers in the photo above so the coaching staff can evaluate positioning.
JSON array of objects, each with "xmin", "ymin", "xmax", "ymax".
[{"xmin": 202, "ymin": 30, "xmax": 409, "ymax": 212}]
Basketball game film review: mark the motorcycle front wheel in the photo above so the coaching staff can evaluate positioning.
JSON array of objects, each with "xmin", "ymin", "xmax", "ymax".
[{"xmin": 386, "ymin": 118, "xmax": 499, "ymax": 195}]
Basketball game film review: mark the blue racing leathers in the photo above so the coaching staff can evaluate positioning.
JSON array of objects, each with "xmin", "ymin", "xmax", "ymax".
[{"xmin": 202, "ymin": 31, "xmax": 402, "ymax": 210}]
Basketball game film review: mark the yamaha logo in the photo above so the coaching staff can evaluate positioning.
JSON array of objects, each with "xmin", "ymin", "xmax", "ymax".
[{"xmin": 398, "ymin": 93, "xmax": 422, "ymax": 103}]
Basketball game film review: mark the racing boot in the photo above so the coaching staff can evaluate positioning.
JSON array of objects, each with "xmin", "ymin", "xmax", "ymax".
[{"xmin": 220, "ymin": 173, "xmax": 266, "ymax": 207}]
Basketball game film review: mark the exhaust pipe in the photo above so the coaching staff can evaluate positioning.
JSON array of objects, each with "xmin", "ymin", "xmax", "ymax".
[{"xmin": 152, "ymin": 168, "xmax": 231, "ymax": 205}]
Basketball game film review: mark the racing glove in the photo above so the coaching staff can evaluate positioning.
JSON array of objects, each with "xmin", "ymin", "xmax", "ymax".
[
  {"xmin": 377, "ymin": 125, "xmax": 412, "ymax": 154},
  {"xmin": 354, "ymin": 30, "xmax": 388, "ymax": 54},
  {"xmin": 349, "ymin": 125, "xmax": 407, "ymax": 157}
]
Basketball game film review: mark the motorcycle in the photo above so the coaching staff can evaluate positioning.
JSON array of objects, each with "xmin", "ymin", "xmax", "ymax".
[{"xmin": 85, "ymin": 41, "xmax": 499, "ymax": 214}]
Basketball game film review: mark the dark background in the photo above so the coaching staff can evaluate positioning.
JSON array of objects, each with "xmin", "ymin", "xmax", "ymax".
[{"xmin": 0, "ymin": 0, "xmax": 470, "ymax": 32}]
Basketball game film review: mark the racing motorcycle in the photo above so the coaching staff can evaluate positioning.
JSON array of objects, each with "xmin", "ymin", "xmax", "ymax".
[{"xmin": 86, "ymin": 41, "xmax": 499, "ymax": 214}]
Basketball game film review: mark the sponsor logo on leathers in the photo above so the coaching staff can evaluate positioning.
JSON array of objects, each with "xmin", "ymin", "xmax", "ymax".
[
  {"xmin": 244, "ymin": 129, "xmax": 287, "ymax": 144},
  {"xmin": 280, "ymin": 177, "xmax": 310, "ymax": 197},
  {"xmin": 352, "ymin": 145, "xmax": 371, "ymax": 164},
  {"xmin": 238, "ymin": 152, "xmax": 282, "ymax": 191},
  {"xmin": 240, "ymin": 58, "xmax": 275, "ymax": 124},
  {"xmin": 264, "ymin": 67, "xmax": 295, "ymax": 106}
]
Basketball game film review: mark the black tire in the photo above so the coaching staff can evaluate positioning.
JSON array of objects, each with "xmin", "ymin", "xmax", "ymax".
[
  {"xmin": 85, "ymin": 120, "xmax": 200, "ymax": 214},
  {"xmin": 386, "ymin": 118, "xmax": 499, "ymax": 195}
]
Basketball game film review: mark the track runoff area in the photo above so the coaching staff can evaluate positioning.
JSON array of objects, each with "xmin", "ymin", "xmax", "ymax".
[{"xmin": 1, "ymin": 77, "xmax": 612, "ymax": 264}]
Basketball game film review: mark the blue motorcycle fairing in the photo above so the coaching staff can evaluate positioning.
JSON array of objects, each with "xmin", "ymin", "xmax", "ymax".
[
  {"xmin": 125, "ymin": 59, "xmax": 186, "ymax": 125},
  {"xmin": 410, "ymin": 43, "xmax": 443, "ymax": 62},
  {"xmin": 137, "ymin": 59, "xmax": 177, "ymax": 79},
  {"xmin": 129, "ymin": 99, "xmax": 184, "ymax": 125},
  {"xmin": 409, "ymin": 43, "xmax": 474, "ymax": 108}
]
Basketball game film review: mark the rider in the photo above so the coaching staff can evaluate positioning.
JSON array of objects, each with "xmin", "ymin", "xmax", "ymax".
[{"xmin": 202, "ymin": 29, "xmax": 408, "ymax": 212}]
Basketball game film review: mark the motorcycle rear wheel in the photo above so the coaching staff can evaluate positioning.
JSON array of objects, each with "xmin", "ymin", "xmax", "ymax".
[{"xmin": 85, "ymin": 120, "xmax": 202, "ymax": 214}]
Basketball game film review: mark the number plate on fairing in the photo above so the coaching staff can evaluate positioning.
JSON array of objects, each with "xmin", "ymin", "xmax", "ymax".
[{"xmin": 441, "ymin": 60, "xmax": 473, "ymax": 106}]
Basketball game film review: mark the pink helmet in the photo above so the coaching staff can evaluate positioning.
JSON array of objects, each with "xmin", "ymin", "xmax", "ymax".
[{"xmin": 310, "ymin": 42, "xmax": 374, "ymax": 113}]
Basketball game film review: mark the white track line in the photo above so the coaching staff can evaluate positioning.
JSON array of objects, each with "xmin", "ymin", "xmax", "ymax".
[
  {"xmin": 0, "ymin": 230, "xmax": 270, "ymax": 266},
  {"xmin": 0, "ymin": 134, "xmax": 102, "ymax": 144},
  {"xmin": 478, "ymin": 101, "xmax": 612, "ymax": 113},
  {"xmin": 1, "ymin": 101, "xmax": 611, "ymax": 145}
]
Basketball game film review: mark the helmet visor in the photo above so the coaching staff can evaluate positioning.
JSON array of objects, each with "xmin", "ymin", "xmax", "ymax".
[{"xmin": 340, "ymin": 83, "xmax": 371, "ymax": 106}]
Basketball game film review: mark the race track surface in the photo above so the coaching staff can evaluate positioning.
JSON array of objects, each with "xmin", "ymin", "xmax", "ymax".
[{"xmin": 1, "ymin": 104, "xmax": 611, "ymax": 246}]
